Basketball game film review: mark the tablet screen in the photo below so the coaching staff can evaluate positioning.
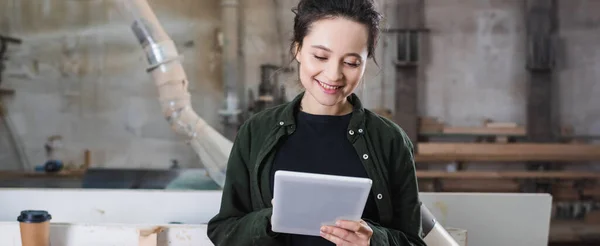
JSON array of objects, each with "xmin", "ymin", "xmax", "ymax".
[{"xmin": 271, "ymin": 170, "xmax": 372, "ymax": 236}]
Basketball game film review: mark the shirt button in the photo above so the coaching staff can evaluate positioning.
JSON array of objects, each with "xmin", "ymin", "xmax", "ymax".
[
  {"xmin": 279, "ymin": 121, "xmax": 284, "ymax": 126},
  {"xmin": 363, "ymin": 154, "xmax": 369, "ymax": 160},
  {"xmin": 358, "ymin": 129, "xmax": 364, "ymax": 133},
  {"xmin": 349, "ymin": 130, "xmax": 355, "ymax": 135},
  {"xmin": 377, "ymin": 194, "xmax": 383, "ymax": 199}
]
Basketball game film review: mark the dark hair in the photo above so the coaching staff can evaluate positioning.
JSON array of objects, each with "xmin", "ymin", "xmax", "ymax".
[{"xmin": 290, "ymin": 0, "xmax": 383, "ymax": 64}]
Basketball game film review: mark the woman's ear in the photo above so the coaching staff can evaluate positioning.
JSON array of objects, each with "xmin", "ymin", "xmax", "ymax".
[{"xmin": 294, "ymin": 42, "xmax": 301, "ymax": 63}]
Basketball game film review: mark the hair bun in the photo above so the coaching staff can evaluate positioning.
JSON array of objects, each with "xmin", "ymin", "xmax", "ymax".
[{"xmin": 290, "ymin": 0, "xmax": 383, "ymax": 60}]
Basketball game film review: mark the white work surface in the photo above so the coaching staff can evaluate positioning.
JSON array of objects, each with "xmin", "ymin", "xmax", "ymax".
[
  {"xmin": 0, "ymin": 222, "xmax": 212, "ymax": 246},
  {"xmin": 0, "ymin": 188, "xmax": 222, "ymax": 224},
  {"xmin": 0, "ymin": 189, "xmax": 552, "ymax": 246}
]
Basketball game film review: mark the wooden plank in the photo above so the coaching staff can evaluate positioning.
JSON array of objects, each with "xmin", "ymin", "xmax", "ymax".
[
  {"xmin": 549, "ymin": 220, "xmax": 600, "ymax": 243},
  {"xmin": 442, "ymin": 180, "xmax": 520, "ymax": 192},
  {"xmin": 417, "ymin": 171, "xmax": 600, "ymax": 179},
  {"xmin": 552, "ymin": 186, "xmax": 580, "ymax": 201},
  {"xmin": 585, "ymin": 211, "xmax": 600, "ymax": 224},
  {"xmin": 415, "ymin": 154, "xmax": 599, "ymax": 162},
  {"xmin": 583, "ymin": 187, "xmax": 600, "ymax": 199},
  {"xmin": 442, "ymin": 126, "xmax": 526, "ymax": 136},
  {"xmin": 419, "ymin": 117, "xmax": 444, "ymax": 133},
  {"xmin": 486, "ymin": 122, "xmax": 519, "ymax": 128},
  {"xmin": 139, "ymin": 227, "xmax": 163, "ymax": 246},
  {"xmin": 418, "ymin": 143, "xmax": 600, "ymax": 155},
  {"xmin": 419, "ymin": 116, "xmax": 441, "ymax": 125},
  {"xmin": 419, "ymin": 125, "xmax": 443, "ymax": 133},
  {"xmin": 416, "ymin": 143, "xmax": 600, "ymax": 162}
]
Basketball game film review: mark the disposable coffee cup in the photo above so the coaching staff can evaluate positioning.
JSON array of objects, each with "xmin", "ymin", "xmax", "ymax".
[{"xmin": 17, "ymin": 210, "xmax": 52, "ymax": 246}]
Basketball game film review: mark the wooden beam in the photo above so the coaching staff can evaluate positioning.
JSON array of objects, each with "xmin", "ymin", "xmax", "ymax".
[
  {"xmin": 583, "ymin": 187, "xmax": 600, "ymax": 199},
  {"xmin": 417, "ymin": 171, "xmax": 600, "ymax": 179},
  {"xmin": 441, "ymin": 126, "xmax": 526, "ymax": 136},
  {"xmin": 549, "ymin": 220, "xmax": 600, "ymax": 243},
  {"xmin": 416, "ymin": 143, "xmax": 600, "ymax": 162},
  {"xmin": 441, "ymin": 180, "xmax": 521, "ymax": 192}
]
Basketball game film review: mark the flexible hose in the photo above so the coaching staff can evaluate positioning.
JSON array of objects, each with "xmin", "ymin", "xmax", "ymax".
[{"xmin": 116, "ymin": 0, "xmax": 230, "ymax": 188}]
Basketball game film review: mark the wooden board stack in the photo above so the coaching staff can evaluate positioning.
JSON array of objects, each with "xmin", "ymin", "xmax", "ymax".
[
  {"xmin": 418, "ymin": 116, "xmax": 444, "ymax": 133},
  {"xmin": 419, "ymin": 117, "xmax": 526, "ymax": 139}
]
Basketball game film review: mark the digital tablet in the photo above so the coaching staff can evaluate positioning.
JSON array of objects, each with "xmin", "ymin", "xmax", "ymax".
[{"xmin": 271, "ymin": 170, "xmax": 373, "ymax": 237}]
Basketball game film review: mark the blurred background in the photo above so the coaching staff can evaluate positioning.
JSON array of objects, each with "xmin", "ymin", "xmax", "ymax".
[{"xmin": 0, "ymin": 0, "xmax": 599, "ymax": 245}]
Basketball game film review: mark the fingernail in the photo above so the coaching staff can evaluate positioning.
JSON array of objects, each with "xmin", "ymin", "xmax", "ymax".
[
  {"xmin": 320, "ymin": 226, "xmax": 325, "ymax": 232},
  {"xmin": 335, "ymin": 221, "xmax": 341, "ymax": 226}
]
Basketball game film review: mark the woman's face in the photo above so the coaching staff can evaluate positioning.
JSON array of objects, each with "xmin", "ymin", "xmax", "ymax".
[{"xmin": 296, "ymin": 17, "xmax": 369, "ymax": 111}]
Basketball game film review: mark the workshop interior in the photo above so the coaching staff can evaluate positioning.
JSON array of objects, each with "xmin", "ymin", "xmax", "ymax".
[{"xmin": 1, "ymin": 0, "xmax": 599, "ymax": 245}]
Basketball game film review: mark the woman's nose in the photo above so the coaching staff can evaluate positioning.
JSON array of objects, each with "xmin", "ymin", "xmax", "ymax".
[{"xmin": 324, "ymin": 62, "xmax": 343, "ymax": 82}]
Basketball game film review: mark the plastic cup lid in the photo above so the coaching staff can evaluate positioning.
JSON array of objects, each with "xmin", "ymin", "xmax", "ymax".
[{"xmin": 17, "ymin": 210, "xmax": 52, "ymax": 223}]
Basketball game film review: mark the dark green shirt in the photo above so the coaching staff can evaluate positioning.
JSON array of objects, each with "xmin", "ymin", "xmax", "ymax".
[
  {"xmin": 269, "ymin": 110, "xmax": 379, "ymax": 245},
  {"xmin": 207, "ymin": 92, "xmax": 426, "ymax": 246}
]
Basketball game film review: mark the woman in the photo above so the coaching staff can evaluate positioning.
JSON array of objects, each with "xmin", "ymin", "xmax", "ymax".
[{"xmin": 207, "ymin": 0, "xmax": 425, "ymax": 245}]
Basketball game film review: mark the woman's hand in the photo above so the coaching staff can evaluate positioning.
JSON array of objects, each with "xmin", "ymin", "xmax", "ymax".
[{"xmin": 320, "ymin": 219, "xmax": 373, "ymax": 246}]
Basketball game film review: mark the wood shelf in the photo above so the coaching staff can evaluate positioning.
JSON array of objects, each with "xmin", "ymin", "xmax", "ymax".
[
  {"xmin": 441, "ymin": 126, "xmax": 526, "ymax": 136},
  {"xmin": 416, "ymin": 171, "xmax": 600, "ymax": 179},
  {"xmin": 550, "ymin": 220, "xmax": 600, "ymax": 243},
  {"xmin": 416, "ymin": 143, "xmax": 600, "ymax": 162}
]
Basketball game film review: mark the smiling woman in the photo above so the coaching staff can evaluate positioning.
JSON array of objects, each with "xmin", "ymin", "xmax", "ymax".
[
  {"xmin": 207, "ymin": 0, "xmax": 426, "ymax": 246},
  {"xmin": 295, "ymin": 17, "xmax": 369, "ymax": 116}
]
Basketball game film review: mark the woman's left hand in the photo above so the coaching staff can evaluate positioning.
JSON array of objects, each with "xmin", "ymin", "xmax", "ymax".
[{"xmin": 320, "ymin": 219, "xmax": 373, "ymax": 246}]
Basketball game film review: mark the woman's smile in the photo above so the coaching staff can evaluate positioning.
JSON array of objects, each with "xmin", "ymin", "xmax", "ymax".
[{"xmin": 315, "ymin": 79, "xmax": 344, "ymax": 95}]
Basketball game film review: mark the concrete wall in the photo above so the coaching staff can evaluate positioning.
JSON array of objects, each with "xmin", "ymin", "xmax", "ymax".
[
  {"xmin": 422, "ymin": 0, "xmax": 527, "ymax": 127},
  {"xmin": 1, "ymin": 0, "xmax": 222, "ymax": 169},
  {"xmin": 421, "ymin": 0, "xmax": 600, "ymax": 138},
  {"xmin": 557, "ymin": 0, "xmax": 600, "ymax": 137}
]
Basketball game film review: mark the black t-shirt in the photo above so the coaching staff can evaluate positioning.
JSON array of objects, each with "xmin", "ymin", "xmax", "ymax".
[{"xmin": 269, "ymin": 110, "xmax": 380, "ymax": 246}]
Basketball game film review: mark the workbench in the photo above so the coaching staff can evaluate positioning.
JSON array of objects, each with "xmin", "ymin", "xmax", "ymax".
[{"xmin": 0, "ymin": 188, "xmax": 554, "ymax": 246}]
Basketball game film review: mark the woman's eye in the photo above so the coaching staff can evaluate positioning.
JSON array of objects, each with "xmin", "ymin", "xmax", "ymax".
[
  {"xmin": 345, "ymin": 62, "xmax": 360, "ymax": 67},
  {"xmin": 314, "ymin": 55, "xmax": 327, "ymax": 60}
]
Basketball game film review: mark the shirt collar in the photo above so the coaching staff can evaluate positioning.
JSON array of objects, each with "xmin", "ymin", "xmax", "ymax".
[{"xmin": 280, "ymin": 91, "xmax": 366, "ymax": 132}]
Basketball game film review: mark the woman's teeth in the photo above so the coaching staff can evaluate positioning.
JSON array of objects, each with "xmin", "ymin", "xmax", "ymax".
[{"xmin": 318, "ymin": 81, "xmax": 341, "ymax": 90}]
